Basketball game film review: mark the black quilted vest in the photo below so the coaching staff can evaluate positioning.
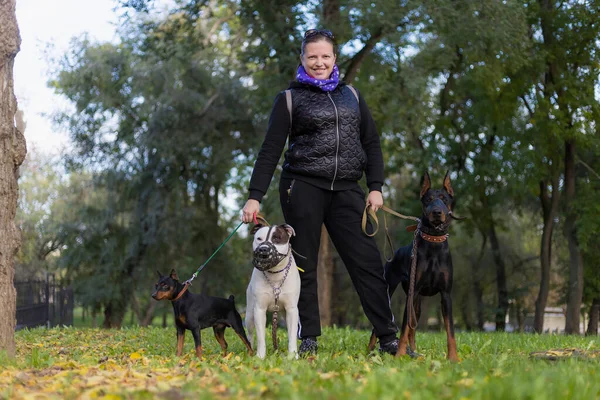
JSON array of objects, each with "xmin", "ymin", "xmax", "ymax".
[{"xmin": 283, "ymin": 85, "xmax": 366, "ymax": 186}]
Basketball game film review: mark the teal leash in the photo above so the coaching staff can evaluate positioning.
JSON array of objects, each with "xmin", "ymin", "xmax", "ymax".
[{"xmin": 183, "ymin": 221, "xmax": 244, "ymax": 286}]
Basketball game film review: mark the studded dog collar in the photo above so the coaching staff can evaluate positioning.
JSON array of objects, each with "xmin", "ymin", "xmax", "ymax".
[{"xmin": 420, "ymin": 231, "xmax": 449, "ymax": 243}]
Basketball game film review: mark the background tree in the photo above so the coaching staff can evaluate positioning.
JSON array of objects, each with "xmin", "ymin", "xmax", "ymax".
[
  {"xmin": 15, "ymin": 149, "xmax": 68, "ymax": 280},
  {"xmin": 0, "ymin": 0, "xmax": 26, "ymax": 357},
  {"xmin": 18, "ymin": 0, "xmax": 597, "ymax": 333}
]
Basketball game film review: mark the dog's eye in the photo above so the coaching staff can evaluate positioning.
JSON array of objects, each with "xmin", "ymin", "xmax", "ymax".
[{"xmin": 257, "ymin": 237, "xmax": 264, "ymax": 241}]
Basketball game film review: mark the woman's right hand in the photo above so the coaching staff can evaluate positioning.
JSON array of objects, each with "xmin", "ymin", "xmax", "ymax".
[{"xmin": 242, "ymin": 199, "xmax": 260, "ymax": 223}]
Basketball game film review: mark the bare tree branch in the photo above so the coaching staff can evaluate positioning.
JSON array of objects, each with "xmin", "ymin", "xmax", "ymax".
[
  {"xmin": 520, "ymin": 95, "xmax": 535, "ymax": 117},
  {"xmin": 576, "ymin": 156, "xmax": 600, "ymax": 179},
  {"xmin": 341, "ymin": 27, "xmax": 385, "ymax": 83}
]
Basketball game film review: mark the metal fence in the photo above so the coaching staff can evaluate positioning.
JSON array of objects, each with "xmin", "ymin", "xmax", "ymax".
[{"xmin": 15, "ymin": 274, "xmax": 74, "ymax": 330}]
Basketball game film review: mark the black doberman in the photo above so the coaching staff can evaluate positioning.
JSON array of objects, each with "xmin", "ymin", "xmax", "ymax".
[
  {"xmin": 152, "ymin": 269, "xmax": 254, "ymax": 359},
  {"xmin": 368, "ymin": 171, "xmax": 461, "ymax": 361}
]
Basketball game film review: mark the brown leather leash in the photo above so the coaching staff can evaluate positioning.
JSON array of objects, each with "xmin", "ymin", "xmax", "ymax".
[
  {"xmin": 362, "ymin": 204, "xmax": 420, "ymax": 262},
  {"xmin": 362, "ymin": 204, "xmax": 421, "ymax": 330}
]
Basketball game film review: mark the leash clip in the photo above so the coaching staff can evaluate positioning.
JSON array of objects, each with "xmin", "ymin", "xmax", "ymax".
[{"xmin": 184, "ymin": 270, "xmax": 200, "ymax": 286}]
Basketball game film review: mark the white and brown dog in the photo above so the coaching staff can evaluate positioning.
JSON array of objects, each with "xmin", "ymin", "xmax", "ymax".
[{"xmin": 246, "ymin": 224, "xmax": 300, "ymax": 359}]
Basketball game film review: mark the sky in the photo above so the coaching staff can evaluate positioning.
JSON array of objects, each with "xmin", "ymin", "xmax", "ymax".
[{"xmin": 14, "ymin": 0, "xmax": 120, "ymax": 155}]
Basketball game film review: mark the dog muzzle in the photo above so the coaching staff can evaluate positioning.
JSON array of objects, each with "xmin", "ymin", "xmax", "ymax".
[{"xmin": 253, "ymin": 242, "xmax": 289, "ymax": 271}]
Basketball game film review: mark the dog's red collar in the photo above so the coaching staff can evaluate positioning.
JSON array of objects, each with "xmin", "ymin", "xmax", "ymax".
[
  {"xmin": 420, "ymin": 231, "xmax": 448, "ymax": 243},
  {"xmin": 171, "ymin": 283, "xmax": 190, "ymax": 302}
]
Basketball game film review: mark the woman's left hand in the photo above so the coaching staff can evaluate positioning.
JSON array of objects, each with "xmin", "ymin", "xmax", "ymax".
[{"xmin": 367, "ymin": 190, "xmax": 383, "ymax": 212}]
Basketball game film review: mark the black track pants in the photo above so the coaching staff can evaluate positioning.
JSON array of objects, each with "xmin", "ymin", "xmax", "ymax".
[{"xmin": 279, "ymin": 177, "xmax": 398, "ymax": 341}]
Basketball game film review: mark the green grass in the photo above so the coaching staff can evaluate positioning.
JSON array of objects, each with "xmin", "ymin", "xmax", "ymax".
[{"xmin": 2, "ymin": 326, "xmax": 598, "ymax": 399}]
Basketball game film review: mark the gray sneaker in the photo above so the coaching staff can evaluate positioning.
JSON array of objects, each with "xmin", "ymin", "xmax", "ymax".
[
  {"xmin": 379, "ymin": 339, "xmax": 419, "ymax": 358},
  {"xmin": 299, "ymin": 337, "xmax": 318, "ymax": 356}
]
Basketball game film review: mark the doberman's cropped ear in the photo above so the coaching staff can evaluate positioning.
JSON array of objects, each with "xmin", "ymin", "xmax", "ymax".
[
  {"xmin": 443, "ymin": 171, "xmax": 454, "ymax": 197},
  {"xmin": 420, "ymin": 171, "xmax": 431, "ymax": 199},
  {"xmin": 169, "ymin": 269, "xmax": 179, "ymax": 281},
  {"xmin": 156, "ymin": 270, "xmax": 163, "ymax": 279},
  {"xmin": 251, "ymin": 224, "xmax": 264, "ymax": 235},
  {"xmin": 282, "ymin": 224, "xmax": 296, "ymax": 238}
]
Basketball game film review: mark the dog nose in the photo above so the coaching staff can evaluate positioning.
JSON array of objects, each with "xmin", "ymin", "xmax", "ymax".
[
  {"xmin": 257, "ymin": 246, "xmax": 270, "ymax": 254},
  {"xmin": 432, "ymin": 209, "xmax": 442, "ymax": 218}
]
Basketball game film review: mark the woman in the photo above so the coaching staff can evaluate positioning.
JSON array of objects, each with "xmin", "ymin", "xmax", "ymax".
[{"xmin": 242, "ymin": 29, "xmax": 398, "ymax": 355}]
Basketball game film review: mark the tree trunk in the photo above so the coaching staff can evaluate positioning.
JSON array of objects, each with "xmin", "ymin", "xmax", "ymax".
[
  {"xmin": 0, "ymin": 0, "xmax": 25, "ymax": 358},
  {"xmin": 140, "ymin": 297, "xmax": 157, "ymax": 327},
  {"xmin": 564, "ymin": 140, "xmax": 583, "ymax": 334},
  {"xmin": 317, "ymin": 225, "xmax": 334, "ymax": 327},
  {"xmin": 534, "ymin": 173, "xmax": 560, "ymax": 333},
  {"xmin": 101, "ymin": 192, "xmax": 150, "ymax": 328},
  {"xmin": 103, "ymin": 303, "xmax": 125, "ymax": 329},
  {"xmin": 587, "ymin": 298, "xmax": 599, "ymax": 336},
  {"xmin": 459, "ymin": 291, "xmax": 473, "ymax": 331},
  {"xmin": 472, "ymin": 233, "xmax": 487, "ymax": 331},
  {"xmin": 489, "ymin": 221, "xmax": 508, "ymax": 332},
  {"xmin": 515, "ymin": 298, "xmax": 525, "ymax": 333},
  {"xmin": 131, "ymin": 290, "xmax": 157, "ymax": 327}
]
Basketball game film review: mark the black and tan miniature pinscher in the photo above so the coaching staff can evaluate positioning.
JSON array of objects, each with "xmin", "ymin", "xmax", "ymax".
[
  {"xmin": 152, "ymin": 269, "xmax": 253, "ymax": 359},
  {"xmin": 368, "ymin": 172, "xmax": 462, "ymax": 361}
]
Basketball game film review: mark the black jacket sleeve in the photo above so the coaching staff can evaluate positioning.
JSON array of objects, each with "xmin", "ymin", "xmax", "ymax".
[
  {"xmin": 357, "ymin": 90, "xmax": 384, "ymax": 192},
  {"xmin": 248, "ymin": 92, "xmax": 290, "ymax": 202}
]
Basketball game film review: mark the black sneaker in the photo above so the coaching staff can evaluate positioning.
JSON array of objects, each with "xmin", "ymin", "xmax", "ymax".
[
  {"xmin": 299, "ymin": 337, "xmax": 318, "ymax": 356},
  {"xmin": 379, "ymin": 339, "xmax": 419, "ymax": 358},
  {"xmin": 379, "ymin": 338, "xmax": 399, "ymax": 355}
]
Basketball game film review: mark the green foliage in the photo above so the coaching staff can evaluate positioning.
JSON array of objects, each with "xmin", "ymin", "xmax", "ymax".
[
  {"xmin": 16, "ymin": 150, "xmax": 68, "ymax": 280},
  {"xmin": 23, "ymin": 0, "xmax": 599, "ymax": 330}
]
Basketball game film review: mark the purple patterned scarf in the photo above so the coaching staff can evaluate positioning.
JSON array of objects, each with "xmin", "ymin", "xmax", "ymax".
[{"xmin": 296, "ymin": 64, "xmax": 339, "ymax": 92}]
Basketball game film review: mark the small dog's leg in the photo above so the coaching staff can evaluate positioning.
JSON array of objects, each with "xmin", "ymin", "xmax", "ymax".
[
  {"xmin": 230, "ymin": 309, "xmax": 254, "ymax": 355},
  {"xmin": 367, "ymin": 330, "xmax": 377, "ymax": 352},
  {"xmin": 176, "ymin": 327, "xmax": 185, "ymax": 356},
  {"xmin": 441, "ymin": 292, "xmax": 458, "ymax": 362},
  {"xmin": 246, "ymin": 293, "xmax": 255, "ymax": 348},
  {"xmin": 190, "ymin": 327, "xmax": 203, "ymax": 359},
  {"xmin": 254, "ymin": 305, "xmax": 267, "ymax": 359},
  {"xmin": 285, "ymin": 306, "xmax": 299, "ymax": 358},
  {"xmin": 213, "ymin": 325, "xmax": 228, "ymax": 356}
]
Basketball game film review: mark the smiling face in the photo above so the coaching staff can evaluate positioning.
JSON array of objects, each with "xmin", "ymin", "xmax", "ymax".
[{"xmin": 301, "ymin": 39, "xmax": 337, "ymax": 79}]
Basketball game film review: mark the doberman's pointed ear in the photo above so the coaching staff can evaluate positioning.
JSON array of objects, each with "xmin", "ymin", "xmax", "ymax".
[
  {"xmin": 420, "ymin": 171, "xmax": 431, "ymax": 199},
  {"xmin": 156, "ymin": 270, "xmax": 163, "ymax": 279},
  {"xmin": 443, "ymin": 171, "xmax": 454, "ymax": 197},
  {"xmin": 282, "ymin": 224, "xmax": 296, "ymax": 238},
  {"xmin": 169, "ymin": 269, "xmax": 179, "ymax": 281},
  {"xmin": 251, "ymin": 224, "xmax": 264, "ymax": 235}
]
